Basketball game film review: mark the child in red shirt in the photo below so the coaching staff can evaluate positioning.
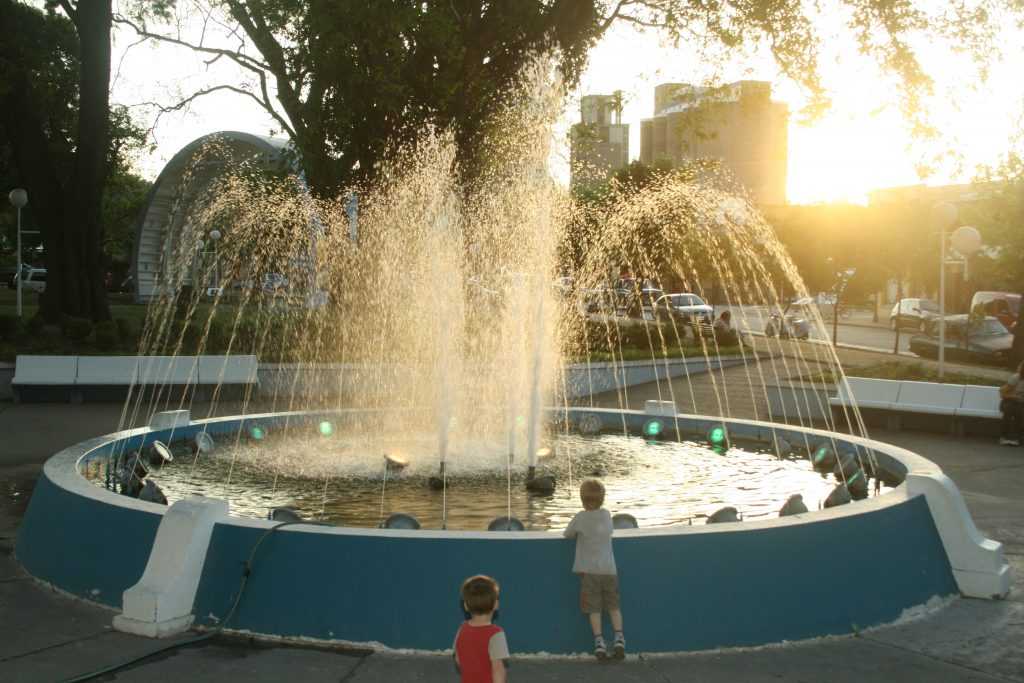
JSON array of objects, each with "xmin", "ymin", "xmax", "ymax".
[{"xmin": 453, "ymin": 575, "xmax": 509, "ymax": 683}]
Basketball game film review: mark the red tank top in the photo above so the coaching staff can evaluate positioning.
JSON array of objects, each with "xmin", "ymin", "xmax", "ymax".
[{"xmin": 455, "ymin": 622, "xmax": 503, "ymax": 683}]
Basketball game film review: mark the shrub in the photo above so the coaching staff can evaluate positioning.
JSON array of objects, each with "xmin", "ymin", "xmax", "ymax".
[
  {"xmin": 61, "ymin": 316, "xmax": 93, "ymax": 342},
  {"xmin": 0, "ymin": 315, "xmax": 21, "ymax": 339},
  {"xmin": 93, "ymin": 321, "xmax": 120, "ymax": 351},
  {"xmin": 26, "ymin": 313, "xmax": 46, "ymax": 333},
  {"xmin": 115, "ymin": 318, "xmax": 140, "ymax": 348}
]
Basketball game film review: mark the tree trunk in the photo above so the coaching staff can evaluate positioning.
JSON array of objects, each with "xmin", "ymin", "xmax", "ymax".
[{"xmin": 66, "ymin": 1, "xmax": 113, "ymax": 322}]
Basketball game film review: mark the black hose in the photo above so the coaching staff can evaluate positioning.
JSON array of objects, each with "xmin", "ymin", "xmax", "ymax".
[{"xmin": 61, "ymin": 519, "xmax": 330, "ymax": 683}]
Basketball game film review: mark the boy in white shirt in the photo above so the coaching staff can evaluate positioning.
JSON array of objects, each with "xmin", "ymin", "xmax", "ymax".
[{"xmin": 563, "ymin": 479, "xmax": 625, "ymax": 660}]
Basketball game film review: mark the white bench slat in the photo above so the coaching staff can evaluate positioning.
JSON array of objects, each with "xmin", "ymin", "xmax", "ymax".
[
  {"xmin": 138, "ymin": 356, "xmax": 199, "ymax": 385},
  {"xmin": 13, "ymin": 355, "xmax": 78, "ymax": 385},
  {"xmin": 957, "ymin": 385, "xmax": 1002, "ymax": 419},
  {"xmin": 828, "ymin": 377, "xmax": 901, "ymax": 410},
  {"xmin": 197, "ymin": 355, "xmax": 258, "ymax": 385},
  {"xmin": 76, "ymin": 356, "xmax": 140, "ymax": 385},
  {"xmin": 895, "ymin": 381, "xmax": 965, "ymax": 415}
]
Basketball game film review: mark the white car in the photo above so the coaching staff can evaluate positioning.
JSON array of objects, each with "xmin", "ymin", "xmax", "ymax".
[
  {"xmin": 652, "ymin": 293, "xmax": 714, "ymax": 324},
  {"xmin": 13, "ymin": 267, "xmax": 47, "ymax": 293}
]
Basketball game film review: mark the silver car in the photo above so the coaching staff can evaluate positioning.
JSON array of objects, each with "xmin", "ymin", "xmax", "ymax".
[{"xmin": 652, "ymin": 293, "xmax": 714, "ymax": 324}]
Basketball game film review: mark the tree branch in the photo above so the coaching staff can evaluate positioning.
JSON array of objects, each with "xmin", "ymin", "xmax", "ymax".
[
  {"xmin": 112, "ymin": 14, "xmax": 271, "ymax": 75},
  {"xmin": 135, "ymin": 84, "xmax": 295, "ymax": 139}
]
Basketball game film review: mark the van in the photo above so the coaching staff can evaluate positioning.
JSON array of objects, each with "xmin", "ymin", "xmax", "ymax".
[{"xmin": 970, "ymin": 291, "xmax": 1020, "ymax": 330}]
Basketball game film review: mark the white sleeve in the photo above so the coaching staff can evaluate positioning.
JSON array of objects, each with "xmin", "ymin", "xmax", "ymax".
[
  {"xmin": 488, "ymin": 630, "xmax": 510, "ymax": 660},
  {"xmin": 563, "ymin": 514, "xmax": 579, "ymax": 538}
]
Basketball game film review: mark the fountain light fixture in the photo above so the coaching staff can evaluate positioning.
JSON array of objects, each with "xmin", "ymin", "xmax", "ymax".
[
  {"xmin": 318, "ymin": 420, "xmax": 334, "ymax": 437},
  {"xmin": 195, "ymin": 431, "xmax": 215, "ymax": 454},
  {"xmin": 643, "ymin": 419, "xmax": 663, "ymax": 438},
  {"xmin": 249, "ymin": 424, "xmax": 267, "ymax": 441},
  {"xmin": 707, "ymin": 425, "xmax": 727, "ymax": 446}
]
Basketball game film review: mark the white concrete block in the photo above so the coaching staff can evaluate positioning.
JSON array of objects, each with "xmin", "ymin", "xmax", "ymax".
[
  {"xmin": 906, "ymin": 472, "xmax": 1012, "ymax": 599},
  {"xmin": 76, "ymin": 356, "xmax": 140, "ymax": 385},
  {"xmin": 197, "ymin": 354, "xmax": 258, "ymax": 385},
  {"xmin": 150, "ymin": 410, "xmax": 191, "ymax": 431},
  {"xmin": 113, "ymin": 496, "xmax": 229, "ymax": 638},
  {"xmin": 13, "ymin": 355, "xmax": 78, "ymax": 385},
  {"xmin": 644, "ymin": 400, "xmax": 677, "ymax": 417},
  {"xmin": 138, "ymin": 355, "xmax": 198, "ymax": 385}
]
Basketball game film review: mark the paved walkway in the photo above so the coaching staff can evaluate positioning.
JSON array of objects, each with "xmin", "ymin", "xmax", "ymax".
[{"xmin": 1, "ymin": 387, "xmax": 1022, "ymax": 681}]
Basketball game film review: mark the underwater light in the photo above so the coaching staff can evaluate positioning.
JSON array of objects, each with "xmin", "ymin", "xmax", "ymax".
[
  {"xmin": 318, "ymin": 420, "xmax": 334, "ymax": 437},
  {"xmin": 643, "ymin": 419, "xmax": 663, "ymax": 438},
  {"xmin": 707, "ymin": 425, "xmax": 727, "ymax": 446},
  {"xmin": 249, "ymin": 424, "xmax": 266, "ymax": 441}
]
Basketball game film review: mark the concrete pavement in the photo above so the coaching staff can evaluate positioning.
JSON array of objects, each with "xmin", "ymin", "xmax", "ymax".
[{"xmin": 1, "ymin": 397, "xmax": 1022, "ymax": 682}]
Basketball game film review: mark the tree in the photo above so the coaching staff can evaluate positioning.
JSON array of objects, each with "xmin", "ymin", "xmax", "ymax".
[
  {"xmin": 0, "ymin": 0, "xmax": 115, "ymax": 323},
  {"xmin": 120, "ymin": 1, "xmax": 1008, "ymax": 197}
]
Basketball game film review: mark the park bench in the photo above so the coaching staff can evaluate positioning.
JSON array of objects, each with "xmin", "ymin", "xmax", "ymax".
[
  {"xmin": 12, "ymin": 354, "xmax": 259, "ymax": 403},
  {"xmin": 11, "ymin": 355, "xmax": 79, "ymax": 403},
  {"xmin": 956, "ymin": 385, "xmax": 1002, "ymax": 420},
  {"xmin": 829, "ymin": 377, "xmax": 1002, "ymax": 435}
]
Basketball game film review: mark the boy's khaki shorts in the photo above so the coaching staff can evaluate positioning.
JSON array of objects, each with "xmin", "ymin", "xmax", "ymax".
[{"xmin": 579, "ymin": 573, "xmax": 619, "ymax": 613}]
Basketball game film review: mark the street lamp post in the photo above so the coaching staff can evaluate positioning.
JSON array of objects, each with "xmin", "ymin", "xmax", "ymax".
[
  {"xmin": 932, "ymin": 202, "xmax": 959, "ymax": 378},
  {"xmin": 8, "ymin": 189, "xmax": 29, "ymax": 317},
  {"xmin": 208, "ymin": 229, "xmax": 222, "ymax": 292}
]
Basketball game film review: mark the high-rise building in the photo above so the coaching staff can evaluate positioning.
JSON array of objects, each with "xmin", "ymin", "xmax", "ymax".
[
  {"xmin": 639, "ymin": 81, "xmax": 788, "ymax": 205},
  {"xmin": 570, "ymin": 94, "xmax": 629, "ymax": 189}
]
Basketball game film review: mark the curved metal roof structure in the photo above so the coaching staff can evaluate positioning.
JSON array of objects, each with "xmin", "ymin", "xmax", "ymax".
[{"xmin": 131, "ymin": 131, "xmax": 293, "ymax": 301}]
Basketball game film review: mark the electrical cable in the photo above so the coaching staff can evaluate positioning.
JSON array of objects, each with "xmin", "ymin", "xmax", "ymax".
[{"xmin": 61, "ymin": 519, "xmax": 329, "ymax": 683}]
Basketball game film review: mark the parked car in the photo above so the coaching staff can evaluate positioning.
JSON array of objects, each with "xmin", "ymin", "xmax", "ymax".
[
  {"xmin": 970, "ymin": 291, "xmax": 1019, "ymax": 331},
  {"xmin": 630, "ymin": 287, "xmax": 665, "ymax": 319},
  {"xmin": 889, "ymin": 298, "xmax": 939, "ymax": 332},
  {"xmin": 765, "ymin": 297, "xmax": 813, "ymax": 339},
  {"xmin": 651, "ymin": 293, "xmax": 714, "ymax": 325},
  {"xmin": 262, "ymin": 273, "xmax": 289, "ymax": 294},
  {"xmin": 908, "ymin": 315, "xmax": 1013, "ymax": 366},
  {"xmin": 9, "ymin": 267, "xmax": 47, "ymax": 293}
]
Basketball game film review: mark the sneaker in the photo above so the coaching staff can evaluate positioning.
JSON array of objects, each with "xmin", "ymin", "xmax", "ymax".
[
  {"xmin": 613, "ymin": 633, "xmax": 626, "ymax": 660},
  {"xmin": 999, "ymin": 438, "xmax": 1020, "ymax": 446},
  {"xmin": 594, "ymin": 636, "xmax": 607, "ymax": 660}
]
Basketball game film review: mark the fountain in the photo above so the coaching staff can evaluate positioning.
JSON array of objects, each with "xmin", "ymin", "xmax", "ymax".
[{"xmin": 15, "ymin": 61, "xmax": 1010, "ymax": 653}]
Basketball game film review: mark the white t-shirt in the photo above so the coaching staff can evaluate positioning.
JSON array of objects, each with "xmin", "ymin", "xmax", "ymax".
[{"xmin": 563, "ymin": 509, "xmax": 617, "ymax": 575}]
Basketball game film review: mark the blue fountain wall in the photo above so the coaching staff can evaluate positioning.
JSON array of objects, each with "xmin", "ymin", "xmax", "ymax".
[{"xmin": 16, "ymin": 411, "xmax": 957, "ymax": 652}]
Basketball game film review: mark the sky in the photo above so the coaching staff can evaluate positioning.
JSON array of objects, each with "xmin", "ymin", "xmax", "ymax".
[{"xmin": 109, "ymin": 6, "xmax": 1024, "ymax": 206}]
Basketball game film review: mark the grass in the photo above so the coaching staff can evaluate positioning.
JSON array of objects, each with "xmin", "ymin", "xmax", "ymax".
[
  {"xmin": 801, "ymin": 360, "xmax": 1004, "ymax": 387},
  {"xmin": 580, "ymin": 345, "xmax": 744, "ymax": 363}
]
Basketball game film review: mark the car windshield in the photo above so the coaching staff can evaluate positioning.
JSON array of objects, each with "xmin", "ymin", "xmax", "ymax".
[
  {"xmin": 669, "ymin": 294, "xmax": 704, "ymax": 307},
  {"xmin": 919, "ymin": 300, "xmax": 939, "ymax": 312}
]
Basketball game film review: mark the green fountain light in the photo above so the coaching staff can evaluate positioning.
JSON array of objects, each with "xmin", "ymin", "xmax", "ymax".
[
  {"xmin": 318, "ymin": 420, "xmax": 334, "ymax": 437},
  {"xmin": 708, "ymin": 425, "xmax": 727, "ymax": 446},
  {"xmin": 249, "ymin": 424, "xmax": 266, "ymax": 441},
  {"xmin": 643, "ymin": 419, "xmax": 663, "ymax": 438}
]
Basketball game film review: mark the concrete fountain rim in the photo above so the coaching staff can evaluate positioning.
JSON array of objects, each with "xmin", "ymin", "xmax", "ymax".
[{"xmin": 47, "ymin": 406, "xmax": 930, "ymax": 539}]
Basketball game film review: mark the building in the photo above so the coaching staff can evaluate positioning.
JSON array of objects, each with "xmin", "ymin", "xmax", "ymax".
[
  {"xmin": 569, "ymin": 94, "xmax": 629, "ymax": 189},
  {"xmin": 639, "ymin": 81, "xmax": 788, "ymax": 205}
]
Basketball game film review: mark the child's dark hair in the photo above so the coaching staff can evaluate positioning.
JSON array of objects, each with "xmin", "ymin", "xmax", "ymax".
[
  {"xmin": 580, "ymin": 479, "xmax": 605, "ymax": 510},
  {"xmin": 461, "ymin": 575, "xmax": 500, "ymax": 615}
]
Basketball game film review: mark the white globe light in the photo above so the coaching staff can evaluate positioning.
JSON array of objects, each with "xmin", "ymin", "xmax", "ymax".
[
  {"xmin": 950, "ymin": 225, "xmax": 982, "ymax": 256},
  {"xmin": 8, "ymin": 188, "xmax": 28, "ymax": 208},
  {"xmin": 931, "ymin": 202, "xmax": 958, "ymax": 229},
  {"xmin": 209, "ymin": 229, "xmax": 222, "ymax": 241}
]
